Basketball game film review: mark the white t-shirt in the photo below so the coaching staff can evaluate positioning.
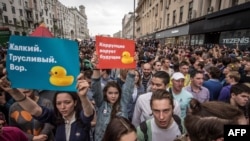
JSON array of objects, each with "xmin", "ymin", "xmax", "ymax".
[
  {"xmin": 132, "ymin": 92, "xmax": 181, "ymax": 127},
  {"xmin": 151, "ymin": 118, "xmax": 181, "ymax": 141}
]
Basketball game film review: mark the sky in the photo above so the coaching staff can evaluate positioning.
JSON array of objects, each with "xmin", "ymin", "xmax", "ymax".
[{"xmin": 59, "ymin": 0, "xmax": 135, "ymax": 37}]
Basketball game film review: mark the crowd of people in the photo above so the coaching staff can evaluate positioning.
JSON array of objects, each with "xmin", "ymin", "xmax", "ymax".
[{"xmin": 0, "ymin": 38, "xmax": 250, "ymax": 141}]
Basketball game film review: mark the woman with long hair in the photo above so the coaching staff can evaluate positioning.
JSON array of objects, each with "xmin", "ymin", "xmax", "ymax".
[
  {"xmin": 91, "ymin": 68, "xmax": 135, "ymax": 141},
  {"xmin": 0, "ymin": 75, "xmax": 94, "ymax": 141},
  {"xmin": 127, "ymin": 69, "xmax": 145, "ymax": 121}
]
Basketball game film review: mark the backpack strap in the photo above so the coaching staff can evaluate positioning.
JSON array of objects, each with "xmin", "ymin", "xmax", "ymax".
[
  {"xmin": 140, "ymin": 121, "xmax": 148, "ymax": 141},
  {"xmin": 173, "ymin": 114, "xmax": 183, "ymax": 134}
]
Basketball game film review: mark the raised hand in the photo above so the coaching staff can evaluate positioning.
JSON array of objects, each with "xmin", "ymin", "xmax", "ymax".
[
  {"xmin": 76, "ymin": 73, "xmax": 89, "ymax": 97},
  {"xmin": 0, "ymin": 77, "xmax": 20, "ymax": 95}
]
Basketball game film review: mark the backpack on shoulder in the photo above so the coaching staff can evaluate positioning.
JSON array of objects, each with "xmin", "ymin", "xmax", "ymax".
[{"xmin": 139, "ymin": 114, "xmax": 183, "ymax": 141}]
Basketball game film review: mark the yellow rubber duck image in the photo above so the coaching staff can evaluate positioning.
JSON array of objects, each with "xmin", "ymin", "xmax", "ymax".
[
  {"xmin": 121, "ymin": 51, "xmax": 134, "ymax": 64},
  {"xmin": 49, "ymin": 66, "xmax": 74, "ymax": 86}
]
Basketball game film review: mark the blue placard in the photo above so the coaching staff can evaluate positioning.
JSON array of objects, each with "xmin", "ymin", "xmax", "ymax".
[{"xmin": 6, "ymin": 36, "xmax": 79, "ymax": 92}]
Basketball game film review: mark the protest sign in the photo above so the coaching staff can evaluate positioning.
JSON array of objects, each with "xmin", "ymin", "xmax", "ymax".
[
  {"xmin": 96, "ymin": 36, "xmax": 136, "ymax": 69},
  {"xmin": 6, "ymin": 36, "xmax": 79, "ymax": 91}
]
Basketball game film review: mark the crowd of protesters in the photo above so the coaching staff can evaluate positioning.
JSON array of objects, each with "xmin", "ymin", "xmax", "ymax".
[{"xmin": 0, "ymin": 38, "xmax": 250, "ymax": 141}]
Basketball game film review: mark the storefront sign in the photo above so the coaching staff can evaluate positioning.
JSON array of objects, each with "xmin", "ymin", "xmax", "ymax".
[
  {"xmin": 222, "ymin": 37, "xmax": 249, "ymax": 44},
  {"xmin": 171, "ymin": 30, "xmax": 179, "ymax": 34}
]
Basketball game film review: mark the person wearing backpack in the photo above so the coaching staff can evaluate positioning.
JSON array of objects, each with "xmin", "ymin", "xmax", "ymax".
[{"xmin": 137, "ymin": 89, "xmax": 182, "ymax": 141}]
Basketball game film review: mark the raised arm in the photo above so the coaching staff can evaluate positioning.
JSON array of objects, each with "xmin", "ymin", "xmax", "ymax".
[
  {"xmin": 0, "ymin": 78, "xmax": 42, "ymax": 117},
  {"xmin": 120, "ymin": 69, "xmax": 135, "ymax": 118},
  {"xmin": 91, "ymin": 69, "xmax": 104, "ymax": 107},
  {"xmin": 90, "ymin": 52, "xmax": 104, "ymax": 107},
  {"xmin": 77, "ymin": 73, "xmax": 94, "ymax": 117}
]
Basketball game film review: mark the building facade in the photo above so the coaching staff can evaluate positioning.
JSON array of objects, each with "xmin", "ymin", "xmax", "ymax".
[
  {"xmin": 135, "ymin": 0, "xmax": 250, "ymax": 49},
  {"xmin": 122, "ymin": 12, "xmax": 134, "ymax": 39},
  {"xmin": 0, "ymin": 0, "xmax": 89, "ymax": 40},
  {"xmin": 113, "ymin": 30, "xmax": 122, "ymax": 38}
]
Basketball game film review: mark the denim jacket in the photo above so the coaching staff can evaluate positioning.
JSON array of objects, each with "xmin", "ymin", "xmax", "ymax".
[
  {"xmin": 127, "ymin": 84, "xmax": 145, "ymax": 120},
  {"xmin": 91, "ymin": 72, "xmax": 135, "ymax": 141}
]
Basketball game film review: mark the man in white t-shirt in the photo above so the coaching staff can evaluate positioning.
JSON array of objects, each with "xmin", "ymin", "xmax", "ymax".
[
  {"xmin": 132, "ymin": 71, "xmax": 181, "ymax": 127},
  {"xmin": 137, "ymin": 89, "xmax": 182, "ymax": 141}
]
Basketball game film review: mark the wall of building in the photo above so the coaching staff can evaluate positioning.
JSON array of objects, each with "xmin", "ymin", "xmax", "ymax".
[{"xmin": 0, "ymin": 0, "xmax": 89, "ymax": 40}]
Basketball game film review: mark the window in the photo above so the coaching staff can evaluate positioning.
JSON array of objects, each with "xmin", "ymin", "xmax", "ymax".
[
  {"xmin": 4, "ymin": 16, "xmax": 8, "ymax": 23},
  {"xmin": 12, "ymin": 6, "xmax": 15, "ymax": 14},
  {"xmin": 188, "ymin": 1, "xmax": 193, "ymax": 19},
  {"xmin": 25, "ymin": 1, "xmax": 28, "ymax": 7},
  {"xmin": 13, "ymin": 18, "xmax": 17, "ymax": 25},
  {"xmin": 167, "ymin": 13, "xmax": 170, "ymax": 26},
  {"xmin": 218, "ymin": 0, "xmax": 222, "ymax": 10},
  {"xmin": 19, "ymin": 9, "xmax": 23, "ymax": 16},
  {"xmin": 179, "ymin": 6, "xmax": 183, "ymax": 23},
  {"xmin": 21, "ymin": 20, "xmax": 24, "ymax": 27},
  {"xmin": 18, "ymin": 0, "xmax": 22, "ymax": 5},
  {"xmin": 172, "ymin": 10, "xmax": 176, "ymax": 25},
  {"xmin": 160, "ymin": 0, "xmax": 163, "ymax": 11},
  {"xmin": 2, "ymin": 3, "xmax": 7, "ymax": 11},
  {"xmin": 232, "ymin": 0, "xmax": 238, "ymax": 6}
]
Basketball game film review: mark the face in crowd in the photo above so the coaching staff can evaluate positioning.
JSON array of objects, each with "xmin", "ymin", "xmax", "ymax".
[
  {"xmin": 150, "ymin": 77, "xmax": 167, "ymax": 93},
  {"xmin": 231, "ymin": 92, "xmax": 250, "ymax": 107},
  {"xmin": 103, "ymin": 82, "xmax": 121, "ymax": 105},
  {"xmin": 179, "ymin": 65, "xmax": 189, "ymax": 76},
  {"xmin": 191, "ymin": 72, "xmax": 204, "ymax": 88},
  {"xmin": 153, "ymin": 61, "xmax": 162, "ymax": 72},
  {"xmin": 150, "ymin": 90, "xmax": 174, "ymax": 129},
  {"xmin": 172, "ymin": 78, "xmax": 184, "ymax": 92},
  {"xmin": 55, "ymin": 92, "xmax": 77, "ymax": 120},
  {"xmin": 142, "ymin": 63, "xmax": 152, "ymax": 77}
]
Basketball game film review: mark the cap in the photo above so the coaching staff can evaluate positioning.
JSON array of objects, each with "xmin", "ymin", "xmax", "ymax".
[{"xmin": 171, "ymin": 72, "xmax": 185, "ymax": 80}]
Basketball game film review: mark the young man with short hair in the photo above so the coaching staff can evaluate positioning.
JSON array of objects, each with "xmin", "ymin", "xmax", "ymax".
[
  {"xmin": 229, "ymin": 83, "xmax": 250, "ymax": 124},
  {"xmin": 185, "ymin": 70, "xmax": 210, "ymax": 103},
  {"xmin": 136, "ymin": 90, "xmax": 181, "ymax": 141},
  {"xmin": 132, "ymin": 71, "xmax": 181, "ymax": 127}
]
